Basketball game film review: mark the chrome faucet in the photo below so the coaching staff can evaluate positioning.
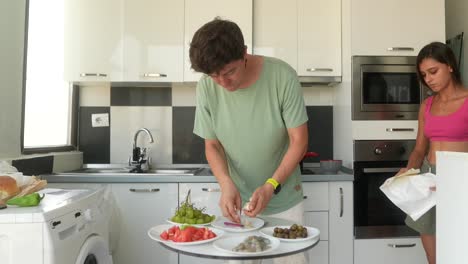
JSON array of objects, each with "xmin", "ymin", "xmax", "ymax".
[{"xmin": 129, "ymin": 128, "xmax": 154, "ymax": 172}]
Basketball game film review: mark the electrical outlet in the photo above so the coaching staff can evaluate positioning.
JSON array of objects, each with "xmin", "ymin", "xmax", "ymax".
[{"xmin": 91, "ymin": 113, "xmax": 109, "ymax": 127}]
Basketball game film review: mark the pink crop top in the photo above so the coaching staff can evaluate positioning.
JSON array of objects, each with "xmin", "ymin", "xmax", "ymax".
[{"xmin": 424, "ymin": 96, "xmax": 468, "ymax": 142}]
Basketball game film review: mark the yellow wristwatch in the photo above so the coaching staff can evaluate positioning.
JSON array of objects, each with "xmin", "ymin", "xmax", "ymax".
[{"xmin": 266, "ymin": 178, "xmax": 282, "ymax": 195}]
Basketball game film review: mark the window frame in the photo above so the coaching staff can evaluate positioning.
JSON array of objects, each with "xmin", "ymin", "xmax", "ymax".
[{"xmin": 21, "ymin": 1, "xmax": 78, "ymax": 155}]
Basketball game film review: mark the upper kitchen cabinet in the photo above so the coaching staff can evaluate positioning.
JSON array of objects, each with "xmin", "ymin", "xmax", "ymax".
[
  {"xmin": 297, "ymin": 0, "xmax": 341, "ymax": 78},
  {"xmin": 122, "ymin": 0, "xmax": 184, "ymax": 82},
  {"xmin": 351, "ymin": 0, "xmax": 445, "ymax": 56},
  {"xmin": 64, "ymin": 0, "xmax": 123, "ymax": 82},
  {"xmin": 253, "ymin": 0, "xmax": 298, "ymax": 71},
  {"xmin": 184, "ymin": 0, "xmax": 253, "ymax": 82},
  {"xmin": 254, "ymin": 0, "xmax": 341, "ymax": 81}
]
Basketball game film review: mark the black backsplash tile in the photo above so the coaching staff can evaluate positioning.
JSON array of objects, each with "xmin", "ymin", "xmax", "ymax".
[
  {"xmin": 12, "ymin": 156, "xmax": 53, "ymax": 175},
  {"xmin": 172, "ymin": 107, "xmax": 207, "ymax": 164},
  {"xmin": 79, "ymin": 107, "xmax": 110, "ymax": 164},
  {"xmin": 171, "ymin": 106, "xmax": 333, "ymax": 165},
  {"xmin": 304, "ymin": 106, "xmax": 333, "ymax": 162},
  {"xmin": 110, "ymin": 86, "xmax": 171, "ymax": 106}
]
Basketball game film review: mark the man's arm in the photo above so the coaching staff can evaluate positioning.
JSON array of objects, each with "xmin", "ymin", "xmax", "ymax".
[
  {"xmin": 205, "ymin": 139, "xmax": 242, "ymax": 223},
  {"xmin": 244, "ymin": 122, "xmax": 308, "ymax": 217}
]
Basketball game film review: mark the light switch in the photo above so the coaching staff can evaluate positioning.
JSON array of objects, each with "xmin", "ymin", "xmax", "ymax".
[{"xmin": 91, "ymin": 113, "xmax": 109, "ymax": 127}]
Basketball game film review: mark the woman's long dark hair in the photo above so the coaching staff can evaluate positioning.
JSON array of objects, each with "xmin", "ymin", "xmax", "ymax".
[{"xmin": 416, "ymin": 42, "xmax": 462, "ymax": 87}]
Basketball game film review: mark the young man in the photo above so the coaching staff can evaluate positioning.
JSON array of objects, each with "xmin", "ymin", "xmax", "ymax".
[{"xmin": 191, "ymin": 18, "xmax": 308, "ymax": 230}]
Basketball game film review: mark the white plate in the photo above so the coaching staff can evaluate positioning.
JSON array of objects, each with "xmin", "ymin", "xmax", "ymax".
[
  {"xmin": 211, "ymin": 216, "xmax": 265, "ymax": 232},
  {"xmin": 147, "ymin": 224, "xmax": 224, "ymax": 246},
  {"xmin": 259, "ymin": 225, "xmax": 320, "ymax": 242},
  {"xmin": 166, "ymin": 218, "xmax": 213, "ymax": 227},
  {"xmin": 213, "ymin": 235, "xmax": 280, "ymax": 256}
]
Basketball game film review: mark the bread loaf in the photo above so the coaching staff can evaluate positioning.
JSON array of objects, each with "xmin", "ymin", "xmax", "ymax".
[{"xmin": 0, "ymin": 176, "xmax": 20, "ymax": 200}]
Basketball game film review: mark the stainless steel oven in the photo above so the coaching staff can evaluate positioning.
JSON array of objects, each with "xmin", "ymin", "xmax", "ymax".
[
  {"xmin": 352, "ymin": 56, "xmax": 428, "ymax": 120},
  {"xmin": 353, "ymin": 140, "xmax": 420, "ymax": 239}
]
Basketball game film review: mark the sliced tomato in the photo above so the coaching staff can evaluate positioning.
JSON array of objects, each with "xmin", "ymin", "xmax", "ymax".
[{"xmin": 160, "ymin": 231, "xmax": 169, "ymax": 240}]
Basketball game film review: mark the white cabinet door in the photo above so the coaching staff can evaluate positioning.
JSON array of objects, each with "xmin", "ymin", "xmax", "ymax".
[
  {"xmin": 184, "ymin": 0, "xmax": 253, "ymax": 82},
  {"xmin": 254, "ymin": 0, "xmax": 341, "ymax": 77},
  {"xmin": 304, "ymin": 212, "xmax": 329, "ymax": 264},
  {"xmin": 297, "ymin": 0, "xmax": 341, "ymax": 77},
  {"xmin": 302, "ymin": 182, "xmax": 329, "ymax": 211},
  {"xmin": 351, "ymin": 0, "xmax": 445, "ymax": 55},
  {"xmin": 329, "ymin": 182, "xmax": 353, "ymax": 264},
  {"xmin": 64, "ymin": 0, "xmax": 123, "ymax": 82},
  {"xmin": 111, "ymin": 183, "xmax": 178, "ymax": 264},
  {"xmin": 253, "ymin": 0, "xmax": 297, "ymax": 69},
  {"xmin": 354, "ymin": 237, "xmax": 426, "ymax": 264},
  {"xmin": 123, "ymin": 0, "xmax": 184, "ymax": 82},
  {"xmin": 179, "ymin": 183, "xmax": 223, "ymax": 218},
  {"xmin": 179, "ymin": 183, "xmax": 223, "ymax": 264}
]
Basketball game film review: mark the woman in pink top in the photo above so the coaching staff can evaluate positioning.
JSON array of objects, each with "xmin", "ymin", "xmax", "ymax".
[{"xmin": 398, "ymin": 42, "xmax": 468, "ymax": 264}]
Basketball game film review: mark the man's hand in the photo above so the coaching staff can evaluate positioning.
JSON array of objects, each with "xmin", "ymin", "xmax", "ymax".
[
  {"xmin": 219, "ymin": 181, "xmax": 242, "ymax": 223},
  {"xmin": 243, "ymin": 183, "xmax": 275, "ymax": 218}
]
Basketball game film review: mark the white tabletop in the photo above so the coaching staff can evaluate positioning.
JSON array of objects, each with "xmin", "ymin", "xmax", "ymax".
[{"xmin": 156, "ymin": 216, "xmax": 320, "ymax": 261}]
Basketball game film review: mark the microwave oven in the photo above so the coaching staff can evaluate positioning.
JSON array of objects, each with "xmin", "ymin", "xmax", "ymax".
[{"xmin": 352, "ymin": 56, "xmax": 430, "ymax": 120}]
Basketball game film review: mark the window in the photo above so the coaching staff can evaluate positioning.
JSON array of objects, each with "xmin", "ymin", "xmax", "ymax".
[{"xmin": 23, "ymin": 0, "xmax": 76, "ymax": 152}]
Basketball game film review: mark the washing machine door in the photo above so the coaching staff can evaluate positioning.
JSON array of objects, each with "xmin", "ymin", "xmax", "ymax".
[{"xmin": 75, "ymin": 235, "xmax": 113, "ymax": 264}]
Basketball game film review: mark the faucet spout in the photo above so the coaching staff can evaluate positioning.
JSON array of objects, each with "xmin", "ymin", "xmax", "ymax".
[{"xmin": 133, "ymin": 128, "xmax": 154, "ymax": 149}]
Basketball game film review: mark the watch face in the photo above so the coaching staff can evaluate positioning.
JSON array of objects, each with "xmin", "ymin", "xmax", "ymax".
[{"xmin": 274, "ymin": 184, "xmax": 282, "ymax": 194}]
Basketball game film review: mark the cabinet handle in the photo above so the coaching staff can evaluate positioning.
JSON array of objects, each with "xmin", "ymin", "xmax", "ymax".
[
  {"xmin": 363, "ymin": 167, "xmax": 400, "ymax": 173},
  {"xmin": 303, "ymin": 196, "xmax": 308, "ymax": 199},
  {"xmin": 387, "ymin": 243, "xmax": 416, "ymax": 248},
  {"xmin": 202, "ymin": 188, "xmax": 221, "ymax": 192},
  {"xmin": 339, "ymin": 187, "xmax": 344, "ymax": 217},
  {"xmin": 387, "ymin": 47, "xmax": 414, "ymax": 51},
  {"xmin": 386, "ymin": 128, "xmax": 415, "ymax": 132},
  {"xmin": 80, "ymin": 73, "xmax": 107, "ymax": 77},
  {"xmin": 142, "ymin": 73, "xmax": 167, "ymax": 78},
  {"xmin": 129, "ymin": 188, "xmax": 160, "ymax": 193},
  {"xmin": 306, "ymin": 68, "xmax": 333, "ymax": 72}
]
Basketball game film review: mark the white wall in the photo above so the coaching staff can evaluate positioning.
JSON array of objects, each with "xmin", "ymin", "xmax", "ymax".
[
  {"xmin": 446, "ymin": 0, "xmax": 468, "ymax": 84},
  {"xmin": 0, "ymin": 0, "xmax": 26, "ymax": 159}
]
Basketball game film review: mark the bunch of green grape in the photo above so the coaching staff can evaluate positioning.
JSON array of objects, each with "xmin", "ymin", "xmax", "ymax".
[{"xmin": 170, "ymin": 190, "xmax": 216, "ymax": 225}]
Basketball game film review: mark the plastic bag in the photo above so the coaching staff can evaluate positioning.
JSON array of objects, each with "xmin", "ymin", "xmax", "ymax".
[{"xmin": 380, "ymin": 170, "xmax": 436, "ymax": 221}]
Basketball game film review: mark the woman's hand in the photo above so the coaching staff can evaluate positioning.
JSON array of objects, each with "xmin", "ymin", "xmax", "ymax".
[
  {"xmin": 219, "ymin": 181, "xmax": 242, "ymax": 223},
  {"xmin": 243, "ymin": 183, "xmax": 274, "ymax": 218}
]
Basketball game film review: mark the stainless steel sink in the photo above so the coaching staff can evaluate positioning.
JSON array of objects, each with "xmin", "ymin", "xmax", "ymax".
[{"xmin": 65, "ymin": 164, "xmax": 205, "ymax": 176}]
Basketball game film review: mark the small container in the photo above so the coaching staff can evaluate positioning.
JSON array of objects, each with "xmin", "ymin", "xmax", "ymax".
[{"xmin": 320, "ymin": 160, "xmax": 342, "ymax": 174}]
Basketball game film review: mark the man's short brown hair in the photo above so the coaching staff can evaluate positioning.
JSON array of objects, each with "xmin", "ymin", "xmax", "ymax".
[{"xmin": 189, "ymin": 17, "xmax": 245, "ymax": 75}]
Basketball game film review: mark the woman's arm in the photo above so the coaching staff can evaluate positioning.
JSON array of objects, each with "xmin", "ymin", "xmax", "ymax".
[{"xmin": 399, "ymin": 100, "xmax": 430, "ymax": 174}]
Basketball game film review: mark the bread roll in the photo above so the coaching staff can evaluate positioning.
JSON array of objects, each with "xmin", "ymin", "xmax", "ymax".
[{"xmin": 0, "ymin": 176, "xmax": 19, "ymax": 200}]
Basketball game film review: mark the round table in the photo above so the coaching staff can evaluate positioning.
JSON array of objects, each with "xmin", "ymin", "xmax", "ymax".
[{"xmin": 155, "ymin": 216, "xmax": 320, "ymax": 261}]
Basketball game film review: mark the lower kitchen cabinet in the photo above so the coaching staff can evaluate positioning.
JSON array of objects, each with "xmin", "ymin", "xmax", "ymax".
[
  {"xmin": 354, "ymin": 237, "xmax": 426, "ymax": 264},
  {"xmin": 179, "ymin": 183, "xmax": 223, "ymax": 264},
  {"xmin": 111, "ymin": 183, "xmax": 179, "ymax": 264},
  {"xmin": 302, "ymin": 181, "xmax": 353, "ymax": 264}
]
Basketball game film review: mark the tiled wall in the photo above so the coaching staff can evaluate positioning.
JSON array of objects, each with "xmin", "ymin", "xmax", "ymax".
[{"xmin": 78, "ymin": 83, "xmax": 334, "ymax": 165}]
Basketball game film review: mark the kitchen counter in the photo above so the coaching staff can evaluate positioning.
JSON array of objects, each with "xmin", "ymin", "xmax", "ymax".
[{"xmin": 40, "ymin": 167, "xmax": 353, "ymax": 183}]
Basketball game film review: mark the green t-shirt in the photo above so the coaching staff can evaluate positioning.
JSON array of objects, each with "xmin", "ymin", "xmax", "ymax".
[{"xmin": 193, "ymin": 56, "xmax": 308, "ymax": 214}]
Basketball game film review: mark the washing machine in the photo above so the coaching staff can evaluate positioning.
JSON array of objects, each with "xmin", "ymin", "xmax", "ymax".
[{"xmin": 0, "ymin": 186, "xmax": 114, "ymax": 264}]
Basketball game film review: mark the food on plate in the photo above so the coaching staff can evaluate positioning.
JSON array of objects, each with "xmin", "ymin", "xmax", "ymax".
[
  {"xmin": 170, "ymin": 189, "xmax": 216, "ymax": 224},
  {"xmin": 242, "ymin": 218, "xmax": 254, "ymax": 228},
  {"xmin": 159, "ymin": 225, "xmax": 217, "ymax": 242},
  {"xmin": 7, "ymin": 192, "xmax": 45, "ymax": 207},
  {"xmin": 0, "ymin": 176, "xmax": 19, "ymax": 200},
  {"xmin": 232, "ymin": 236, "xmax": 271, "ymax": 252},
  {"xmin": 273, "ymin": 224, "xmax": 308, "ymax": 239}
]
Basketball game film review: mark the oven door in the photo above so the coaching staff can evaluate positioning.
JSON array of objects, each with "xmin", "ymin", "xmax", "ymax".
[{"xmin": 354, "ymin": 161, "xmax": 419, "ymax": 239}]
